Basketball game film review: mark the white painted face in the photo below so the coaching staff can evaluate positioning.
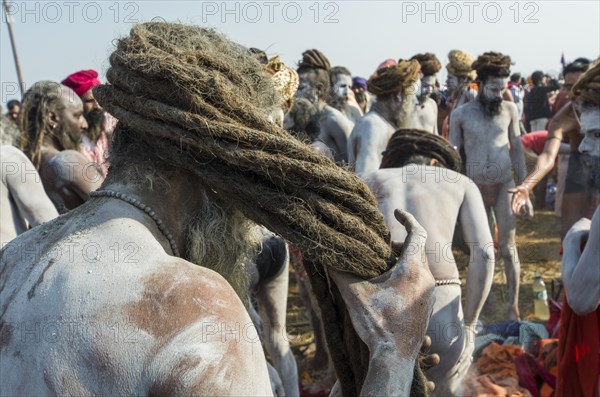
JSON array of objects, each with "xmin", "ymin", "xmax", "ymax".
[
  {"xmin": 481, "ymin": 77, "xmax": 508, "ymax": 100},
  {"xmin": 332, "ymin": 74, "xmax": 352, "ymax": 102},
  {"xmin": 578, "ymin": 104, "xmax": 600, "ymax": 158},
  {"xmin": 421, "ymin": 75, "xmax": 437, "ymax": 96},
  {"xmin": 296, "ymin": 72, "xmax": 319, "ymax": 105}
]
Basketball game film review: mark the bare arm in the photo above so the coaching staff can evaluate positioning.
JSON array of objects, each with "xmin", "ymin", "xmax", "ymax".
[
  {"xmin": 429, "ymin": 99, "xmax": 439, "ymax": 135},
  {"xmin": 448, "ymin": 107, "xmax": 463, "ymax": 152},
  {"xmin": 508, "ymin": 102, "xmax": 527, "ymax": 184},
  {"xmin": 4, "ymin": 147, "xmax": 58, "ymax": 226},
  {"xmin": 460, "ymin": 183, "xmax": 495, "ymax": 326},
  {"xmin": 55, "ymin": 150, "xmax": 104, "ymax": 202},
  {"xmin": 562, "ymin": 207, "xmax": 600, "ymax": 315},
  {"xmin": 509, "ymin": 102, "xmax": 577, "ymax": 214}
]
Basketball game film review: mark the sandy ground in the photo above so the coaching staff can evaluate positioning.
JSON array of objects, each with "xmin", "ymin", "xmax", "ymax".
[{"xmin": 285, "ymin": 209, "xmax": 563, "ymax": 383}]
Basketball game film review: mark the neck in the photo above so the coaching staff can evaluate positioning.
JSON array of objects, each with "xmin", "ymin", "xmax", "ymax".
[
  {"xmin": 100, "ymin": 170, "xmax": 202, "ymax": 257},
  {"xmin": 371, "ymin": 100, "xmax": 396, "ymax": 127},
  {"xmin": 42, "ymin": 134, "xmax": 63, "ymax": 152},
  {"xmin": 316, "ymin": 99, "xmax": 327, "ymax": 112}
]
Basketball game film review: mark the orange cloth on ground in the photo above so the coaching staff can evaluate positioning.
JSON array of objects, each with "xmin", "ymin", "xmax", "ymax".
[
  {"xmin": 463, "ymin": 342, "xmax": 532, "ymax": 397},
  {"xmin": 556, "ymin": 295, "xmax": 600, "ymax": 397}
]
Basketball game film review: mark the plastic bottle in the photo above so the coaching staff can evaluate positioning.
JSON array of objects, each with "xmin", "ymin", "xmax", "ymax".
[{"xmin": 532, "ymin": 275, "xmax": 550, "ymax": 321}]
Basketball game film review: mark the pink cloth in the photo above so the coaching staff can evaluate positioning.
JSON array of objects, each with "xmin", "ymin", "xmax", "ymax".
[
  {"xmin": 376, "ymin": 59, "xmax": 397, "ymax": 70},
  {"xmin": 521, "ymin": 130, "xmax": 548, "ymax": 156},
  {"xmin": 61, "ymin": 70, "xmax": 101, "ymax": 97}
]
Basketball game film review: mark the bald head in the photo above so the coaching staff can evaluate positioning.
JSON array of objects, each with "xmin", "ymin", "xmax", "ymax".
[{"xmin": 20, "ymin": 81, "xmax": 87, "ymax": 167}]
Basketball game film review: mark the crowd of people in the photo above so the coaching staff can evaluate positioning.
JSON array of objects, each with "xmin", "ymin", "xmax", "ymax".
[{"xmin": 1, "ymin": 22, "xmax": 599, "ymax": 397}]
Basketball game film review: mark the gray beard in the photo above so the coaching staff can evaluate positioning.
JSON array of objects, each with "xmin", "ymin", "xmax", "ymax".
[
  {"xmin": 581, "ymin": 154, "xmax": 600, "ymax": 193},
  {"xmin": 395, "ymin": 93, "xmax": 419, "ymax": 128},
  {"xmin": 478, "ymin": 95, "xmax": 503, "ymax": 117},
  {"xmin": 185, "ymin": 191, "xmax": 260, "ymax": 300}
]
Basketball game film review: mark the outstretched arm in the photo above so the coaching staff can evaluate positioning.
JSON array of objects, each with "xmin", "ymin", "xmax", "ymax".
[
  {"xmin": 509, "ymin": 102, "xmax": 577, "ymax": 214},
  {"xmin": 562, "ymin": 207, "xmax": 600, "ymax": 315},
  {"xmin": 328, "ymin": 210, "xmax": 435, "ymax": 396},
  {"xmin": 460, "ymin": 183, "xmax": 495, "ymax": 326}
]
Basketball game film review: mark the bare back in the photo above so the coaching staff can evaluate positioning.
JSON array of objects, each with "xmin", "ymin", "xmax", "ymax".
[
  {"xmin": 365, "ymin": 165, "xmax": 493, "ymax": 395},
  {"xmin": 347, "ymin": 111, "xmax": 395, "ymax": 175},
  {"xmin": 366, "ymin": 166, "xmax": 489, "ymax": 278},
  {"xmin": 0, "ymin": 201, "xmax": 272, "ymax": 396}
]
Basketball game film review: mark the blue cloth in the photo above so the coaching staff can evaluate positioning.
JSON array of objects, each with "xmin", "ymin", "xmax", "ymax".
[{"xmin": 352, "ymin": 76, "xmax": 367, "ymax": 91}]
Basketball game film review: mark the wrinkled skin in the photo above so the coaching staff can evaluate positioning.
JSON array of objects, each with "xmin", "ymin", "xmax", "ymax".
[
  {"xmin": 450, "ymin": 76, "xmax": 529, "ymax": 320},
  {"xmin": 329, "ymin": 210, "xmax": 436, "ymax": 396}
]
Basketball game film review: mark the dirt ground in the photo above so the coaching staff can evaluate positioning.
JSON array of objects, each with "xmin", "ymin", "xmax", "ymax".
[{"xmin": 285, "ymin": 209, "xmax": 563, "ymax": 384}]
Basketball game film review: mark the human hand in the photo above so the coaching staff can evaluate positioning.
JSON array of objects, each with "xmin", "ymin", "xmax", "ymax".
[{"xmin": 508, "ymin": 184, "xmax": 531, "ymax": 216}]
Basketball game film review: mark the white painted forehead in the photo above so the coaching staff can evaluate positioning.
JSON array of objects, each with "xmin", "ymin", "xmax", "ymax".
[
  {"xmin": 579, "ymin": 105, "xmax": 600, "ymax": 132},
  {"xmin": 334, "ymin": 74, "xmax": 352, "ymax": 85},
  {"xmin": 484, "ymin": 76, "xmax": 508, "ymax": 85}
]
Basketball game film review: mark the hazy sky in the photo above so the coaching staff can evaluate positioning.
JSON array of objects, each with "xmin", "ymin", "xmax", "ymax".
[{"xmin": 1, "ymin": 0, "xmax": 599, "ymax": 104}]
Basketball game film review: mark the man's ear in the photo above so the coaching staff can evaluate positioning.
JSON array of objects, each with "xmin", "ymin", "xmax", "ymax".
[
  {"xmin": 47, "ymin": 111, "xmax": 59, "ymax": 126},
  {"xmin": 430, "ymin": 158, "xmax": 439, "ymax": 167}
]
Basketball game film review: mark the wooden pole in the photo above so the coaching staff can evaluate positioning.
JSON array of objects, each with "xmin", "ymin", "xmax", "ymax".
[{"xmin": 2, "ymin": 0, "xmax": 25, "ymax": 96}]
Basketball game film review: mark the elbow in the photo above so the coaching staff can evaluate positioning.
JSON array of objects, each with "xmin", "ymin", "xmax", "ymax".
[{"xmin": 566, "ymin": 291, "xmax": 599, "ymax": 316}]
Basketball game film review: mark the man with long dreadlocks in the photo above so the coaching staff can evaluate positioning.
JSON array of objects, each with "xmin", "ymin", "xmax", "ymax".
[
  {"xmin": 347, "ymin": 58, "xmax": 421, "ymax": 176},
  {"xmin": 410, "ymin": 53, "xmax": 441, "ymax": 134},
  {"xmin": 439, "ymin": 49, "xmax": 477, "ymax": 138},
  {"xmin": 365, "ymin": 129, "xmax": 494, "ymax": 396},
  {"xmin": 18, "ymin": 81, "xmax": 103, "ymax": 213},
  {"xmin": 0, "ymin": 23, "xmax": 435, "ymax": 396},
  {"xmin": 295, "ymin": 49, "xmax": 355, "ymax": 163},
  {"xmin": 450, "ymin": 52, "xmax": 530, "ymax": 320}
]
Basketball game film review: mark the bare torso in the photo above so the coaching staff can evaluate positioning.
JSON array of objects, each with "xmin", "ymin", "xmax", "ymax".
[
  {"xmin": 0, "ymin": 199, "xmax": 272, "ymax": 396},
  {"xmin": 347, "ymin": 111, "xmax": 395, "ymax": 175},
  {"xmin": 317, "ymin": 105, "xmax": 354, "ymax": 163},
  {"xmin": 450, "ymin": 101, "xmax": 521, "ymax": 185},
  {"xmin": 414, "ymin": 98, "xmax": 439, "ymax": 134}
]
